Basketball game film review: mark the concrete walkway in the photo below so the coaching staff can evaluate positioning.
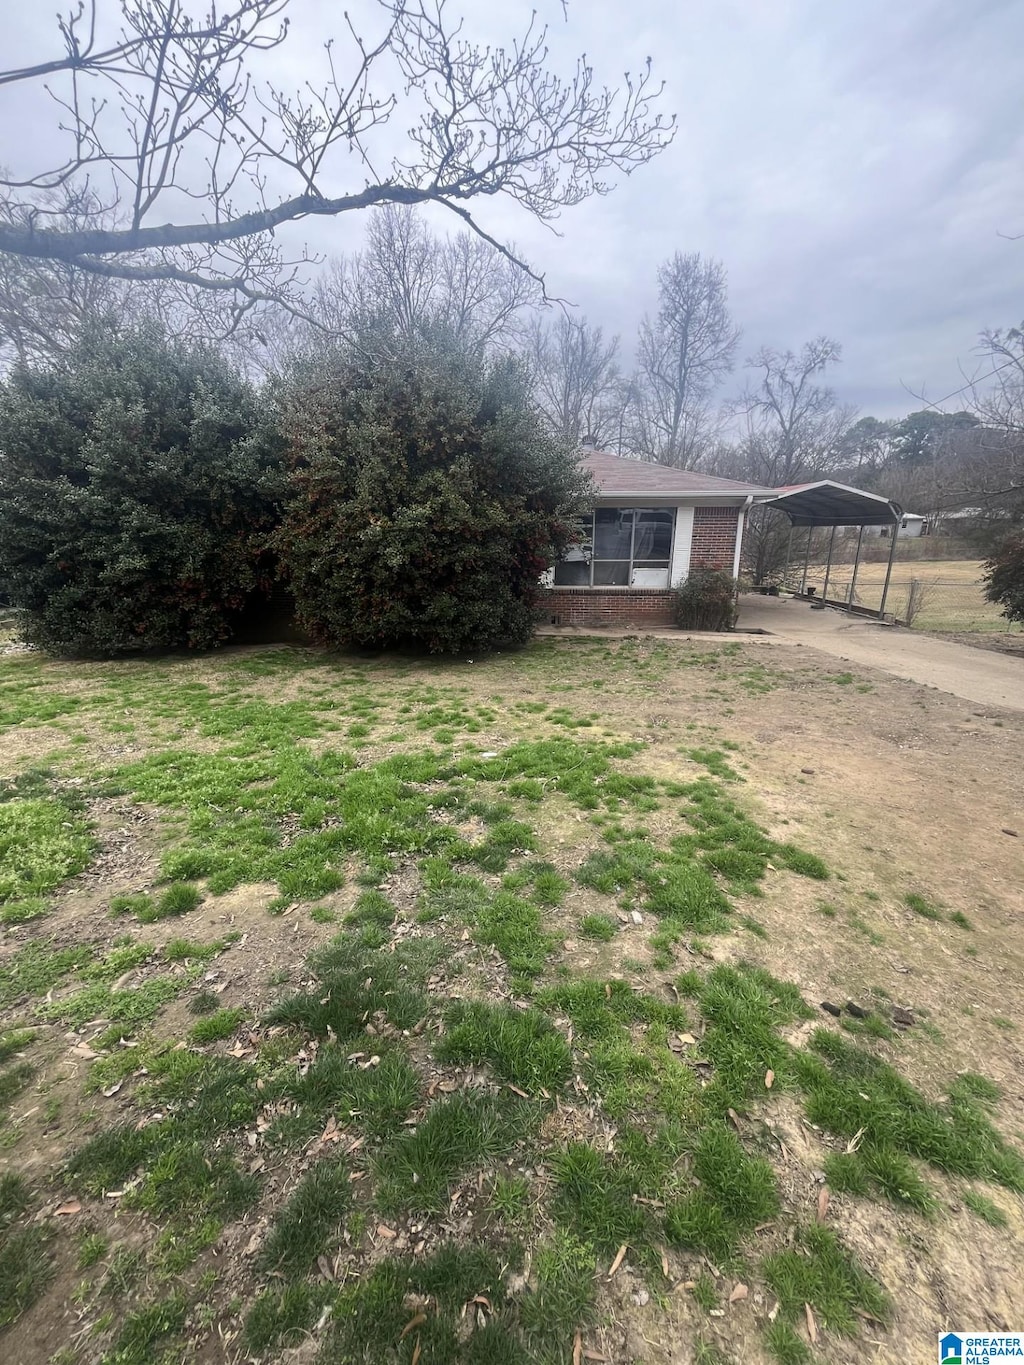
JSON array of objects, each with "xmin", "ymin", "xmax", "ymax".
[{"xmin": 736, "ymin": 594, "xmax": 1024, "ymax": 712}]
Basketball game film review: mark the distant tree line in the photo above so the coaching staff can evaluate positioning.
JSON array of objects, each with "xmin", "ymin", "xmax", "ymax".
[{"xmin": 2, "ymin": 199, "xmax": 1022, "ymax": 632}]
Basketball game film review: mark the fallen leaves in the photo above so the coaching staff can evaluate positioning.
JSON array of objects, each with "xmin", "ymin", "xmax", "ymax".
[
  {"xmin": 400, "ymin": 1313, "xmax": 427, "ymax": 1341},
  {"xmin": 55, "ymin": 1200, "xmax": 81, "ymax": 1217},
  {"xmin": 805, "ymin": 1302, "xmax": 818, "ymax": 1344},
  {"xmin": 607, "ymin": 1244, "xmax": 627, "ymax": 1278},
  {"xmin": 729, "ymin": 1282, "xmax": 748, "ymax": 1303},
  {"xmin": 817, "ymin": 1186, "xmax": 830, "ymax": 1221},
  {"xmin": 764, "ymin": 1068, "xmax": 775, "ymax": 1089}
]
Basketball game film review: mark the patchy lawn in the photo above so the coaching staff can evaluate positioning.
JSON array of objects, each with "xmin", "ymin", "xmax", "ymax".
[{"xmin": 0, "ymin": 636, "xmax": 1021, "ymax": 1365}]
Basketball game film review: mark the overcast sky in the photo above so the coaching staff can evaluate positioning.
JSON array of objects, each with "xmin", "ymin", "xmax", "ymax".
[{"xmin": 5, "ymin": 0, "xmax": 1024, "ymax": 418}]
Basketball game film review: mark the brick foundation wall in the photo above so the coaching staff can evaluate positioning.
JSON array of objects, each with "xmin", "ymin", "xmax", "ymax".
[
  {"xmin": 540, "ymin": 588, "xmax": 676, "ymax": 629},
  {"xmin": 690, "ymin": 506, "xmax": 739, "ymax": 570}
]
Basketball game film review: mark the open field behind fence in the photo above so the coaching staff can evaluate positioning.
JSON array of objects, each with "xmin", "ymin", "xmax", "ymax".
[{"xmin": 795, "ymin": 559, "xmax": 1017, "ymax": 632}]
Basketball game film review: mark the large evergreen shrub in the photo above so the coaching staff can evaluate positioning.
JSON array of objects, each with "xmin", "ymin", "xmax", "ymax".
[
  {"xmin": 984, "ymin": 532, "xmax": 1024, "ymax": 625},
  {"xmin": 277, "ymin": 328, "xmax": 589, "ymax": 653},
  {"xmin": 0, "ymin": 326, "xmax": 283, "ymax": 656}
]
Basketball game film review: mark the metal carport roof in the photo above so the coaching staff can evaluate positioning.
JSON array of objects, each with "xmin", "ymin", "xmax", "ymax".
[{"xmin": 759, "ymin": 480, "xmax": 901, "ymax": 527}]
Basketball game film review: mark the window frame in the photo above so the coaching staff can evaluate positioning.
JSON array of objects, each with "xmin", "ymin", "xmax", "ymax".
[{"xmin": 552, "ymin": 506, "xmax": 676, "ymax": 588}]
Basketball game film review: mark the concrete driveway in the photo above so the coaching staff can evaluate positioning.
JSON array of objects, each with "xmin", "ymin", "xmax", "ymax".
[{"xmin": 737, "ymin": 594, "xmax": 1024, "ymax": 711}]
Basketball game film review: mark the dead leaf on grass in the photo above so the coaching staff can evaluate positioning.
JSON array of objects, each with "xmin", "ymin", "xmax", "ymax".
[
  {"xmin": 411, "ymin": 1338, "xmax": 421, "ymax": 1365},
  {"xmin": 817, "ymin": 1187, "xmax": 830, "ymax": 1221},
  {"xmin": 729, "ymin": 1283, "xmax": 748, "ymax": 1303},
  {"xmin": 607, "ymin": 1244, "xmax": 627, "ymax": 1278},
  {"xmin": 846, "ymin": 1126, "xmax": 866, "ymax": 1154},
  {"xmin": 55, "ymin": 1201, "xmax": 81, "ymax": 1216},
  {"xmin": 805, "ymin": 1303, "xmax": 818, "ymax": 1343},
  {"xmin": 572, "ymin": 1331, "xmax": 583, "ymax": 1365},
  {"xmin": 102, "ymin": 1082, "xmax": 122, "ymax": 1098},
  {"xmin": 765, "ymin": 1069, "xmax": 775, "ymax": 1089},
  {"xmin": 401, "ymin": 1313, "xmax": 427, "ymax": 1340}
]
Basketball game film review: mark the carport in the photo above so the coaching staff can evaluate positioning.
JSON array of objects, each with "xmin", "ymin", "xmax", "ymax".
[{"xmin": 759, "ymin": 481, "xmax": 903, "ymax": 619}]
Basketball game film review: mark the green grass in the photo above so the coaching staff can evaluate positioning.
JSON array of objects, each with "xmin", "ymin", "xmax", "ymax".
[
  {"xmin": 949, "ymin": 911, "xmax": 973, "ymax": 930},
  {"xmin": 437, "ymin": 1001, "xmax": 572, "ymax": 1095},
  {"xmin": 324, "ymin": 1243, "xmax": 525, "ymax": 1365},
  {"xmin": 763, "ymin": 1319, "xmax": 813, "ymax": 1364},
  {"xmin": 188, "ymin": 1008, "xmax": 245, "ymax": 1044},
  {"xmin": 0, "ymin": 897, "xmax": 50, "ymax": 924},
  {"xmin": 282, "ymin": 1042, "xmax": 420, "ymax": 1141},
  {"xmin": 490, "ymin": 1174, "xmax": 532, "ymax": 1226},
  {"xmin": 551, "ymin": 1141, "xmax": 652, "ymax": 1253},
  {"xmin": 138, "ymin": 882, "xmax": 203, "ymax": 922},
  {"xmin": 0, "ymin": 938, "xmax": 92, "ymax": 1009},
  {"xmin": 688, "ymin": 748, "xmax": 742, "ymax": 781},
  {"xmin": 0, "ymin": 1224, "xmax": 53, "ymax": 1329},
  {"xmin": 764, "ymin": 1224, "xmax": 890, "ymax": 1335},
  {"xmin": 687, "ymin": 963, "xmax": 813, "ymax": 1115},
  {"xmin": 268, "ymin": 930, "xmax": 438, "ymax": 1041},
  {"xmin": 964, "ymin": 1189, "xmax": 1008, "ymax": 1227},
  {"xmin": 0, "ymin": 1028, "xmax": 36, "ymax": 1066},
  {"xmin": 795, "ymin": 1032, "xmax": 1024, "ymax": 1204},
  {"xmin": 76, "ymin": 1231, "xmax": 109, "ymax": 1270},
  {"xmin": 258, "ymin": 1159, "xmax": 351, "ymax": 1276},
  {"xmin": 0, "ymin": 794, "xmax": 92, "ymax": 903},
  {"xmin": 905, "ymin": 892, "xmax": 942, "ymax": 921},
  {"xmin": 375, "ymin": 1091, "xmax": 538, "ymax": 1215},
  {"xmin": 579, "ymin": 912, "xmax": 617, "ymax": 941},
  {"xmin": 474, "ymin": 891, "xmax": 557, "ymax": 984},
  {"xmin": 245, "ymin": 1280, "xmax": 337, "ymax": 1355},
  {"xmin": 99, "ymin": 1292, "xmax": 187, "ymax": 1364}
]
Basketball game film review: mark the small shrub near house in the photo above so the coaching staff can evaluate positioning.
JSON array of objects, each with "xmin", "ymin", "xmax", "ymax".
[
  {"xmin": 672, "ymin": 569, "xmax": 739, "ymax": 632},
  {"xmin": 276, "ymin": 325, "xmax": 590, "ymax": 654},
  {"xmin": 0, "ymin": 325, "xmax": 283, "ymax": 657}
]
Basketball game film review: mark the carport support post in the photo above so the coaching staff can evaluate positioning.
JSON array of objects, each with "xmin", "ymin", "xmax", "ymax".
[
  {"xmin": 800, "ymin": 527, "xmax": 812, "ymax": 595},
  {"xmin": 879, "ymin": 518, "xmax": 899, "ymax": 619},
  {"xmin": 782, "ymin": 524, "xmax": 793, "ymax": 588},
  {"xmin": 848, "ymin": 525, "xmax": 865, "ymax": 605},
  {"xmin": 821, "ymin": 525, "xmax": 837, "ymax": 603}
]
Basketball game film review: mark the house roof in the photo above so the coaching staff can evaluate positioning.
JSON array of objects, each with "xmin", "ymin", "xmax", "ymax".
[
  {"xmin": 762, "ymin": 480, "xmax": 901, "ymax": 528},
  {"xmin": 580, "ymin": 449, "xmax": 773, "ymax": 500}
]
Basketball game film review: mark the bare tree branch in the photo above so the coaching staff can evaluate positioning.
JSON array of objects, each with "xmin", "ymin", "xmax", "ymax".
[{"xmin": 0, "ymin": 0, "xmax": 674, "ymax": 306}]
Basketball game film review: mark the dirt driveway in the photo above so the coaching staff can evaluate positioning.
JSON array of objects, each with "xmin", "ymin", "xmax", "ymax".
[{"xmin": 736, "ymin": 594, "xmax": 1024, "ymax": 711}]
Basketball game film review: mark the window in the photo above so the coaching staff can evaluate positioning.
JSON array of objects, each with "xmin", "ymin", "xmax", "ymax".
[{"xmin": 553, "ymin": 508, "xmax": 674, "ymax": 587}]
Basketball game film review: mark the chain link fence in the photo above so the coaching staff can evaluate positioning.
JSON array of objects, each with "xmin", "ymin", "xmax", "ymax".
[{"xmin": 779, "ymin": 531, "xmax": 1019, "ymax": 634}]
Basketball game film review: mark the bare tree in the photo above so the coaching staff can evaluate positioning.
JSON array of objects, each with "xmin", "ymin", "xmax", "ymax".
[
  {"xmin": 527, "ymin": 314, "xmax": 622, "ymax": 447},
  {"xmin": 630, "ymin": 252, "xmax": 739, "ymax": 467},
  {"xmin": 730, "ymin": 337, "xmax": 856, "ymax": 583},
  {"xmin": 737, "ymin": 337, "xmax": 855, "ymax": 487},
  {"xmin": 312, "ymin": 206, "xmax": 539, "ymax": 353},
  {"xmin": 0, "ymin": 181, "xmax": 282, "ymax": 365},
  {"xmin": 0, "ymin": 0, "xmax": 673, "ymax": 322}
]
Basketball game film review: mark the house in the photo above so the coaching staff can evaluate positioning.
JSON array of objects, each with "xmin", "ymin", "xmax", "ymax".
[
  {"xmin": 863, "ymin": 511, "xmax": 926, "ymax": 539},
  {"xmin": 540, "ymin": 449, "xmax": 772, "ymax": 629}
]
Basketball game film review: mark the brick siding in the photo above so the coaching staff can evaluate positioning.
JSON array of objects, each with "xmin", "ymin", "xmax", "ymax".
[
  {"xmin": 540, "ymin": 588, "xmax": 675, "ymax": 629},
  {"xmin": 689, "ymin": 506, "xmax": 739, "ymax": 571}
]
